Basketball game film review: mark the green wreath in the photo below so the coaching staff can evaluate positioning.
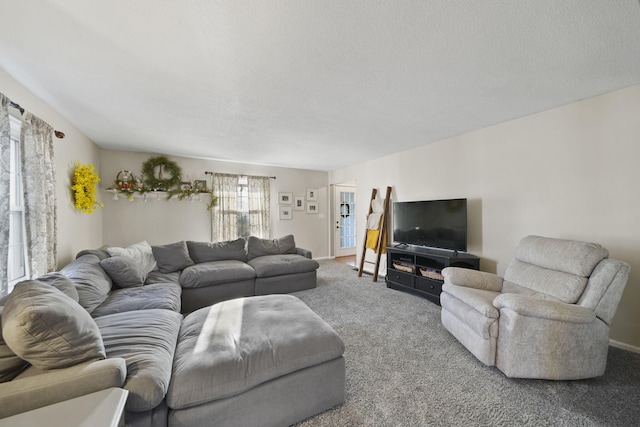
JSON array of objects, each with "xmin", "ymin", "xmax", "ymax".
[{"xmin": 141, "ymin": 156, "xmax": 182, "ymax": 191}]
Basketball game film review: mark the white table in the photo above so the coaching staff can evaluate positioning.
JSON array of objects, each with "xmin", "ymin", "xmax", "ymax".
[{"xmin": 0, "ymin": 388, "xmax": 128, "ymax": 427}]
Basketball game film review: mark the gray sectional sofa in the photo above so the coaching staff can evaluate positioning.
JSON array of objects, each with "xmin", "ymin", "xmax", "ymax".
[{"xmin": 0, "ymin": 235, "xmax": 346, "ymax": 427}]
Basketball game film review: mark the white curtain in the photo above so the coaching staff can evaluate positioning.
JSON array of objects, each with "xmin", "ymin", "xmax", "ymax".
[
  {"xmin": 20, "ymin": 112, "xmax": 57, "ymax": 278},
  {"xmin": 212, "ymin": 173, "xmax": 239, "ymax": 241},
  {"xmin": 0, "ymin": 94, "xmax": 10, "ymax": 294},
  {"xmin": 247, "ymin": 176, "xmax": 270, "ymax": 238},
  {"xmin": 212, "ymin": 173, "xmax": 271, "ymax": 242}
]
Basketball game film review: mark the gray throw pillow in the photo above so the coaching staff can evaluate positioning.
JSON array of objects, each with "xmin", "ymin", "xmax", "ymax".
[
  {"xmin": 106, "ymin": 241, "xmax": 157, "ymax": 274},
  {"xmin": 152, "ymin": 241, "xmax": 195, "ymax": 273},
  {"xmin": 0, "ymin": 297, "xmax": 29, "ymax": 383},
  {"xmin": 1, "ymin": 281, "xmax": 106, "ymax": 370},
  {"xmin": 247, "ymin": 235, "xmax": 297, "ymax": 260},
  {"xmin": 1, "ymin": 274, "xmax": 82, "ymax": 382},
  {"xmin": 100, "ymin": 256, "xmax": 147, "ymax": 288},
  {"xmin": 187, "ymin": 238, "xmax": 247, "ymax": 263}
]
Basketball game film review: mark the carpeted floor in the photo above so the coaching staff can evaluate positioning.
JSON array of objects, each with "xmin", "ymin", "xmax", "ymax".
[{"xmin": 292, "ymin": 259, "xmax": 640, "ymax": 427}]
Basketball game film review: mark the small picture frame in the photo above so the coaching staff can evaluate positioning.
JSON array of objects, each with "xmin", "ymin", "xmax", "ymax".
[
  {"xmin": 306, "ymin": 201, "xmax": 318, "ymax": 214},
  {"xmin": 180, "ymin": 182, "xmax": 192, "ymax": 191},
  {"xmin": 306, "ymin": 188, "xmax": 318, "ymax": 201},
  {"xmin": 279, "ymin": 192, "xmax": 293, "ymax": 205},
  {"xmin": 279, "ymin": 206, "xmax": 292, "ymax": 220},
  {"xmin": 294, "ymin": 196, "xmax": 305, "ymax": 211},
  {"xmin": 193, "ymin": 180, "xmax": 207, "ymax": 192}
]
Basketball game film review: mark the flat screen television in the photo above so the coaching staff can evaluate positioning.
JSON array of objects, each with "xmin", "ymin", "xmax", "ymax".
[{"xmin": 392, "ymin": 198, "xmax": 467, "ymax": 252}]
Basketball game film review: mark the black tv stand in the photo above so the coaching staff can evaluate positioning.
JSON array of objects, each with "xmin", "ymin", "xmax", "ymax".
[{"xmin": 386, "ymin": 245, "xmax": 479, "ymax": 305}]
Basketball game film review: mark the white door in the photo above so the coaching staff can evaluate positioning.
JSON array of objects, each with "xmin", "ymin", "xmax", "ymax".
[{"xmin": 334, "ymin": 185, "xmax": 356, "ymax": 257}]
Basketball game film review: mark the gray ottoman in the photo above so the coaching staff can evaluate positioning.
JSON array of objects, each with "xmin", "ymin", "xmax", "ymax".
[{"xmin": 166, "ymin": 294, "xmax": 345, "ymax": 427}]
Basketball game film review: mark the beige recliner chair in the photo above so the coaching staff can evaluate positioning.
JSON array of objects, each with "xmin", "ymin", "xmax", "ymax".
[{"xmin": 440, "ymin": 235, "xmax": 630, "ymax": 380}]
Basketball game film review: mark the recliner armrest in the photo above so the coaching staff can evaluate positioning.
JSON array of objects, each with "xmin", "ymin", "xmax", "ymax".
[
  {"xmin": 296, "ymin": 247, "xmax": 312, "ymax": 259},
  {"xmin": 494, "ymin": 293, "xmax": 596, "ymax": 324},
  {"xmin": 442, "ymin": 267, "xmax": 503, "ymax": 292},
  {"xmin": 0, "ymin": 358, "xmax": 127, "ymax": 419}
]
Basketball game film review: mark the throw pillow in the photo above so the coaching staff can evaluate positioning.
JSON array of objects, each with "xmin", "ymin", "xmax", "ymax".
[
  {"xmin": 187, "ymin": 238, "xmax": 247, "ymax": 263},
  {"xmin": 247, "ymin": 235, "xmax": 297, "ymax": 260},
  {"xmin": 151, "ymin": 241, "xmax": 195, "ymax": 273},
  {"xmin": 0, "ymin": 296, "xmax": 29, "ymax": 383},
  {"xmin": 107, "ymin": 241, "xmax": 157, "ymax": 274},
  {"xmin": 1, "ymin": 281, "xmax": 106, "ymax": 370},
  {"xmin": 100, "ymin": 256, "xmax": 147, "ymax": 288}
]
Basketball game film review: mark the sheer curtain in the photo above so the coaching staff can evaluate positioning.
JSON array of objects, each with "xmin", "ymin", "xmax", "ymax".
[
  {"xmin": 212, "ymin": 173, "xmax": 239, "ymax": 241},
  {"xmin": 0, "ymin": 94, "xmax": 10, "ymax": 294},
  {"xmin": 20, "ymin": 112, "xmax": 57, "ymax": 278},
  {"xmin": 211, "ymin": 173, "xmax": 271, "ymax": 242},
  {"xmin": 247, "ymin": 176, "xmax": 270, "ymax": 238}
]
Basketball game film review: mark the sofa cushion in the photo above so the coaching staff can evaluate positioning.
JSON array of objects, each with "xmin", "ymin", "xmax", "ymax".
[
  {"xmin": 60, "ymin": 254, "xmax": 113, "ymax": 314},
  {"xmin": 100, "ymin": 256, "xmax": 147, "ymax": 288},
  {"xmin": 95, "ymin": 309, "xmax": 182, "ymax": 412},
  {"xmin": 180, "ymin": 260, "xmax": 256, "ymax": 288},
  {"xmin": 34, "ymin": 272, "xmax": 80, "ymax": 302},
  {"xmin": 76, "ymin": 247, "xmax": 111, "ymax": 261},
  {"xmin": 167, "ymin": 295, "xmax": 345, "ymax": 409},
  {"xmin": 90, "ymin": 283, "xmax": 182, "ymax": 318},
  {"xmin": 152, "ymin": 241, "xmax": 195, "ymax": 273},
  {"xmin": 1, "ymin": 281, "xmax": 106, "ymax": 370},
  {"xmin": 248, "ymin": 254, "xmax": 320, "ymax": 278},
  {"xmin": 145, "ymin": 270, "xmax": 181, "ymax": 285},
  {"xmin": 247, "ymin": 235, "xmax": 297, "ymax": 260},
  {"xmin": 107, "ymin": 241, "xmax": 157, "ymax": 274},
  {"xmin": 187, "ymin": 238, "xmax": 247, "ymax": 263}
]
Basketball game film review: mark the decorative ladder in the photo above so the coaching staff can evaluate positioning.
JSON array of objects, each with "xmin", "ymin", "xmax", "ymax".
[{"xmin": 358, "ymin": 186, "xmax": 392, "ymax": 282}]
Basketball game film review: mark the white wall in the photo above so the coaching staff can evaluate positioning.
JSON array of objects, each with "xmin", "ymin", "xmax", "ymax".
[
  {"xmin": 1, "ymin": 68, "xmax": 102, "ymax": 268},
  {"xmin": 100, "ymin": 150, "xmax": 329, "ymax": 258},
  {"xmin": 330, "ymin": 85, "xmax": 640, "ymax": 349}
]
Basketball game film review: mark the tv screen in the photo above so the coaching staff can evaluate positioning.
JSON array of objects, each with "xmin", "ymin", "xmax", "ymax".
[{"xmin": 392, "ymin": 198, "xmax": 467, "ymax": 252}]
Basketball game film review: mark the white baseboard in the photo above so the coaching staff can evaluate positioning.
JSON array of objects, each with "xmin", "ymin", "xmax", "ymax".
[{"xmin": 609, "ymin": 339, "xmax": 640, "ymax": 354}]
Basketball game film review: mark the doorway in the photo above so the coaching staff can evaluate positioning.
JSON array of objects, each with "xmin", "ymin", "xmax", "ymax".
[{"xmin": 333, "ymin": 184, "xmax": 356, "ymax": 258}]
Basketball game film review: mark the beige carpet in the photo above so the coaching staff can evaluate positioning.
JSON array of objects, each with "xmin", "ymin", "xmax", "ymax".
[{"xmin": 292, "ymin": 259, "xmax": 640, "ymax": 427}]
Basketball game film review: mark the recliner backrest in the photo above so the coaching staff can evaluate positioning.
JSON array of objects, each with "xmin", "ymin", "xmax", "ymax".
[{"xmin": 503, "ymin": 235, "xmax": 608, "ymax": 304}]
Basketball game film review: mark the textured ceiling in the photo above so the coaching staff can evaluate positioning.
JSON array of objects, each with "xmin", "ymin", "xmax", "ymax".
[{"xmin": 1, "ymin": 1, "xmax": 640, "ymax": 171}]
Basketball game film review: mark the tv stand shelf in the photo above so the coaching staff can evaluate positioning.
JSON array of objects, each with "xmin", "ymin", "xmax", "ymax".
[{"xmin": 386, "ymin": 245, "xmax": 480, "ymax": 305}]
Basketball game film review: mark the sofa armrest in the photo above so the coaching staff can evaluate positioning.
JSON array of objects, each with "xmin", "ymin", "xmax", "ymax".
[
  {"xmin": 493, "ymin": 293, "xmax": 596, "ymax": 324},
  {"xmin": 296, "ymin": 247, "xmax": 312, "ymax": 259},
  {"xmin": 0, "ymin": 358, "xmax": 127, "ymax": 419},
  {"xmin": 442, "ymin": 267, "xmax": 503, "ymax": 292}
]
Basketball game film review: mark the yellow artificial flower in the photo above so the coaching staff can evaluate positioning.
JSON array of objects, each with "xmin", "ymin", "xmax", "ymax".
[{"xmin": 71, "ymin": 162, "xmax": 104, "ymax": 214}]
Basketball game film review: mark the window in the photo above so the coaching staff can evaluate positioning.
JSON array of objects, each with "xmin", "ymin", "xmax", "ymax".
[
  {"xmin": 7, "ymin": 115, "xmax": 27, "ymax": 293},
  {"xmin": 237, "ymin": 175, "xmax": 250, "ymax": 238},
  {"xmin": 212, "ymin": 173, "xmax": 270, "ymax": 241}
]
